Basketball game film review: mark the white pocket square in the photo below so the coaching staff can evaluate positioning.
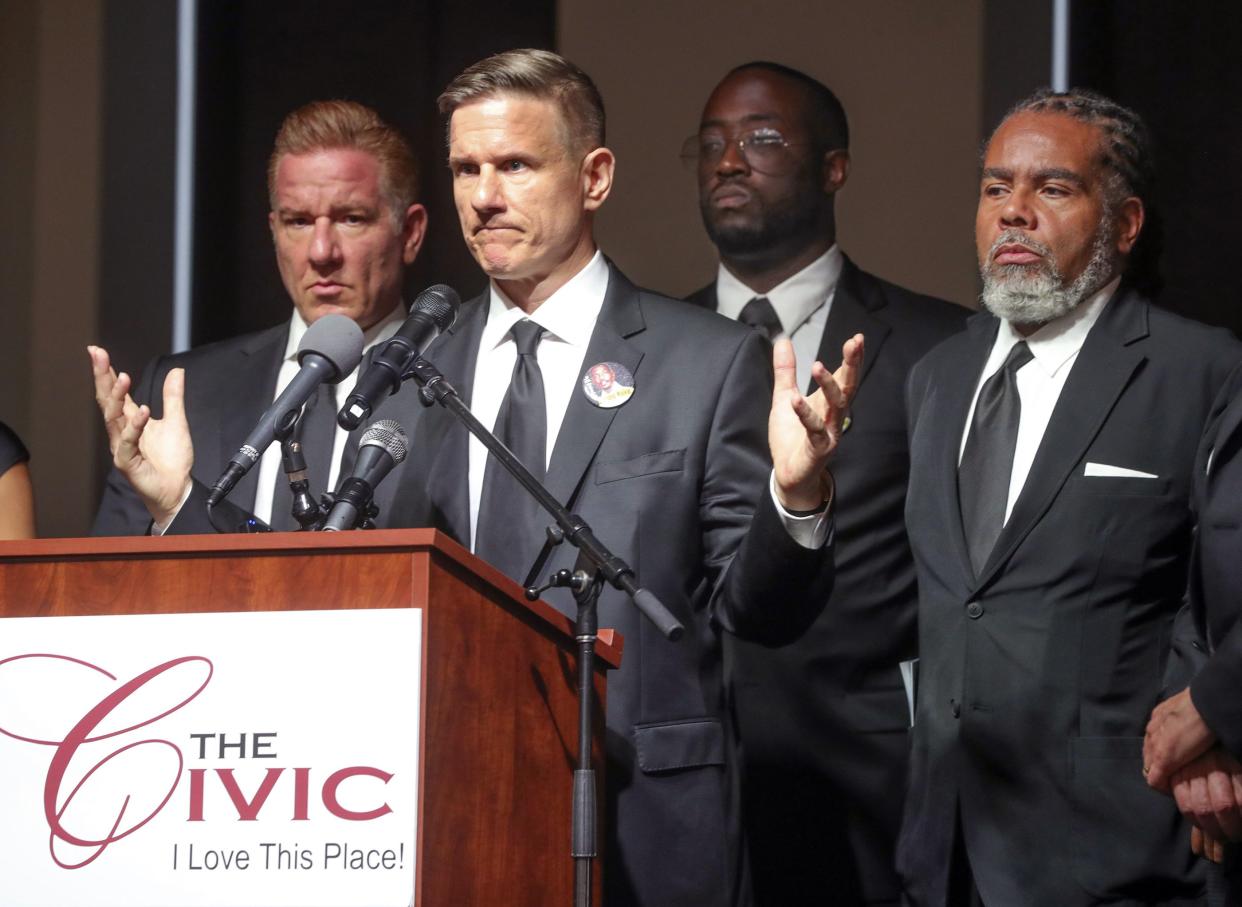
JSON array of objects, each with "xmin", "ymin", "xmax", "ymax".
[{"xmin": 1084, "ymin": 462, "xmax": 1158, "ymax": 479}]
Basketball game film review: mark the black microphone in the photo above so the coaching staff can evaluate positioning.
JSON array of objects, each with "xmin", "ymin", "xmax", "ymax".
[
  {"xmin": 207, "ymin": 314, "xmax": 364, "ymax": 507},
  {"xmin": 320, "ymin": 419, "xmax": 409, "ymax": 532},
  {"xmin": 337, "ymin": 284, "xmax": 459, "ymax": 430}
]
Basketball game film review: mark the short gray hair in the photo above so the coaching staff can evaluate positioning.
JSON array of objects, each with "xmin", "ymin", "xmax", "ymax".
[{"xmin": 437, "ymin": 48, "xmax": 605, "ymax": 154}]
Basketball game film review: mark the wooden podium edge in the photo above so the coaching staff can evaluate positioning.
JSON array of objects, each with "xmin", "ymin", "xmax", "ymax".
[{"xmin": 0, "ymin": 530, "xmax": 623, "ymax": 668}]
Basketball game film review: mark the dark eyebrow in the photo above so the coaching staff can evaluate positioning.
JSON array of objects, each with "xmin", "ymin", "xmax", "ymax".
[
  {"xmin": 1034, "ymin": 167, "xmax": 1087, "ymax": 188},
  {"xmin": 700, "ymin": 113, "xmax": 781, "ymax": 131},
  {"xmin": 981, "ymin": 166, "xmax": 1087, "ymax": 189}
]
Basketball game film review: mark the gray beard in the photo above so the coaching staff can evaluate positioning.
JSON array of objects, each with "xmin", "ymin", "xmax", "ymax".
[{"xmin": 979, "ymin": 227, "xmax": 1115, "ymax": 327}]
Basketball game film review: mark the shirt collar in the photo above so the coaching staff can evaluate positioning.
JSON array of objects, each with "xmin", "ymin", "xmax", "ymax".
[
  {"xmin": 715, "ymin": 244, "xmax": 843, "ymax": 335},
  {"xmin": 481, "ymin": 249, "xmax": 609, "ymax": 351},
  {"xmin": 991, "ymin": 276, "xmax": 1120, "ymax": 379},
  {"xmin": 282, "ymin": 304, "xmax": 408, "ymax": 363}
]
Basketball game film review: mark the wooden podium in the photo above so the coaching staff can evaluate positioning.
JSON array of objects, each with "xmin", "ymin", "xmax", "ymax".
[{"xmin": 0, "ymin": 529, "xmax": 621, "ymax": 907}]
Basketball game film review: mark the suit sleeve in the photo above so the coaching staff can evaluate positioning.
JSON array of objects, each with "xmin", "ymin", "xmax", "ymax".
[
  {"xmin": 705, "ymin": 330, "xmax": 835, "ymax": 645},
  {"xmin": 1190, "ymin": 623, "xmax": 1242, "ymax": 760}
]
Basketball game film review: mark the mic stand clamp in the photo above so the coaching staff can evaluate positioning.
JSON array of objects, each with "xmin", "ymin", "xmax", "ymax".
[
  {"xmin": 526, "ymin": 548, "xmax": 603, "ymax": 907},
  {"xmin": 317, "ymin": 490, "xmax": 380, "ymax": 530},
  {"xmin": 275, "ymin": 410, "xmax": 326, "ymax": 531}
]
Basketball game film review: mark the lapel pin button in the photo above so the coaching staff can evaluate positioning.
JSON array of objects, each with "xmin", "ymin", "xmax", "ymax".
[{"xmin": 582, "ymin": 361, "xmax": 634, "ymax": 409}]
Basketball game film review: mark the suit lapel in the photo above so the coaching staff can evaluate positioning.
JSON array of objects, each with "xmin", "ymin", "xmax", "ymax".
[
  {"xmin": 813, "ymin": 257, "xmax": 890, "ymax": 396},
  {"xmin": 421, "ymin": 296, "xmax": 487, "ymax": 544},
  {"xmin": 544, "ymin": 265, "xmax": 646, "ymax": 509},
  {"xmin": 206, "ymin": 325, "xmax": 286, "ymax": 510},
  {"xmin": 1203, "ymin": 376, "xmax": 1242, "ymax": 498},
  {"xmin": 975, "ymin": 290, "xmax": 1149, "ymax": 589}
]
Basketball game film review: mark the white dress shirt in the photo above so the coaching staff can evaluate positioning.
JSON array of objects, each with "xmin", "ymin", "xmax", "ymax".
[
  {"xmin": 467, "ymin": 250, "xmax": 830, "ymax": 551},
  {"xmin": 252, "ymin": 304, "xmax": 407, "ymax": 525},
  {"xmin": 715, "ymin": 244, "xmax": 844, "ymax": 391},
  {"xmin": 468, "ymin": 251, "xmax": 610, "ymax": 547},
  {"xmin": 958, "ymin": 278, "xmax": 1120, "ymax": 523}
]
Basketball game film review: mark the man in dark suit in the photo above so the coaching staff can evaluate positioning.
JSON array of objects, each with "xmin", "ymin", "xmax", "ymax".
[
  {"xmin": 91, "ymin": 50, "xmax": 861, "ymax": 907},
  {"xmin": 1144, "ymin": 367, "xmax": 1242, "ymax": 903},
  {"xmin": 899, "ymin": 88, "xmax": 1242, "ymax": 906},
  {"xmin": 683, "ymin": 62, "xmax": 967, "ymax": 906},
  {"xmin": 90, "ymin": 99, "xmax": 428, "ymax": 535}
]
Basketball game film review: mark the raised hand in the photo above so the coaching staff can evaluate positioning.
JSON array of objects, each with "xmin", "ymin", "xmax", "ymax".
[
  {"xmin": 88, "ymin": 346, "xmax": 194, "ymax": 525},
  {"xmin": 769, "ymin": 334, "xmax": 864, "ymax": 512}
]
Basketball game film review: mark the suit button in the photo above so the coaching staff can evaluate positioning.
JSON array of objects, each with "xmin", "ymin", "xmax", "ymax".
[
  {"xmin": 966, "ymin": 601, "xmax": 984, "ymax": 619},
  {"xmin": 951, "ymin": 699, "xmax": 961, "ymax": 718}
]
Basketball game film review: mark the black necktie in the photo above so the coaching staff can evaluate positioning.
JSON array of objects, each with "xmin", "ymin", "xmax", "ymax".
[
  {"xmin": 958, "ymin": 340, "xmax": 1034, "ymax": 575},
  {"xmin": 738, "ymin": 296, "xmax": 784, "ymax": 343},
  {"xmin": 475, "ymin": 319, "xmax": 548, "ymax": 580},
  {"xmin": 271, "ymin": 382, "xmax": 336, "ymax": 530}
]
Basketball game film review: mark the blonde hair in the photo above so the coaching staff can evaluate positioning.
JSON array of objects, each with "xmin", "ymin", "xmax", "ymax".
[{"xmin": 267, "ymin": 100, "xmax": 419, "ymax": 218}]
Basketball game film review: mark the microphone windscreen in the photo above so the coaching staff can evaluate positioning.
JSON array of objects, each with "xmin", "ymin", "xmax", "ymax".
[
  {"xmin": 413, "ymin": 284, "xmax": 460, "ymax": 330},
  {"xmin": 359, "ymin": 419, "xmax": 409, "ymax": 464},
  {"xmin": 297, "ymin": 313, "xmax": 365, "ymax": 380}
]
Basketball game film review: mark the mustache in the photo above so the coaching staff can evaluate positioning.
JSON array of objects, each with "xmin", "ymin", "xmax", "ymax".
[{"xmin": 987, "ymin": 230, "xmax": 1054, "ymax": 262}]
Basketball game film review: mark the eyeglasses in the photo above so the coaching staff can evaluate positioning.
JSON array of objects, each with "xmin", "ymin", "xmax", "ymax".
[{"xmin": 679, "ymin": 128, "xmax": 807, "ymax": 175}]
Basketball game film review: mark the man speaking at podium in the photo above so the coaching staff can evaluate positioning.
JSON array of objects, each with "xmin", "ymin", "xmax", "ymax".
[{"xmin": 91, "ymin": 50, "xmax": 857, "ymax": 906}]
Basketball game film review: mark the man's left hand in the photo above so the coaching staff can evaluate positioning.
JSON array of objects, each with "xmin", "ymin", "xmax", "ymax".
[
  {"xmin": 1170, "ymin": 748, "xmax": 1242, "ymax": 843},
  {"xmin": 769, "ymin": 334, "xmax": 863, "ymax": 511},
  {"xmin": 1144, "ymin": 687, "xmax": 1218, "ymax": 791}
]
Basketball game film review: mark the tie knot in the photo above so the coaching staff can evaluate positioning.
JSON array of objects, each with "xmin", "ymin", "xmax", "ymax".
[
  {"xmin": 738, "ymin": 296, "xmax": 783, "ymax": 342},
  {"xmin": 1002, "ymin": 340, "xmax": 1034, "ymax": 374},
  {"xmin": 510, "ymin": 319, "xmax": 545, "ymax": 357}
]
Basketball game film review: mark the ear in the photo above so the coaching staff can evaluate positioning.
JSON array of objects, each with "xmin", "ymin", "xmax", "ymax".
[
  {"xmin": 399, "ymin": 203, "xmax": 429, "ymax": 265},
  {"xmin": 822, "ymin": 149, "xmax": 850, "ymax": 196},
  {"xmin": 1115, "ymin": 196, "xmax": 1144, "ymax": 255},
  {"xmin": 581, "ymin": 146, "xmax": 616, "ymax": 212}
]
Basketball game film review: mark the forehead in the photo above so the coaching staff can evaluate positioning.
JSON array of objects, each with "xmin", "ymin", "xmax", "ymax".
[
  {"xmin": 983, "ymin": 111, "xmax": 1104, "ymax": 178},
  {"xmin": 701, "ymin": 70, "xmax": 807, "ymax": 129},
  {"xmin": 273, "ymin": 148, "xmax": 385, "ymax": 204},
  {"xmin": 448, "ymin": 94, "xmax": 567, "ymax": 157}
]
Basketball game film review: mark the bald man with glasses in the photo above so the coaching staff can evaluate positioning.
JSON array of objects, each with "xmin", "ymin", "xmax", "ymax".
[{"xmin": 683, "ymin": 61, "xmax": 967, "ymax": 906}]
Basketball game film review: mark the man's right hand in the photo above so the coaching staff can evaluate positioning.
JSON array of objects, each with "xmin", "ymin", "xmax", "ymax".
[{"xmin": 89, "ymin": 346, "xmax": 194, "ymax": 526}]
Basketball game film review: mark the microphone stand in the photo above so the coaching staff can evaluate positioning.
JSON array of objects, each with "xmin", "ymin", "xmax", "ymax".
[
  {"xmin": 406, "ymin": 356, "xmax": 683, "ymax": 907},
  {"xmin": 274, "ymin": 410, "xmax": 327, "ymax": 531}
]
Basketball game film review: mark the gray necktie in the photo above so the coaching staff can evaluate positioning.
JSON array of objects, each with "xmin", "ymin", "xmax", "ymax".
[
  {"xmin": 958, "ymin": 341, "xmax": 1034, "ymax": 575},
  {"xmin": 738, "ymin": 296, "xmax": 783, "ymax": 343},
  {"xmin": 475, "ymin": 319, "xmax": 548, "ymax": 580}
]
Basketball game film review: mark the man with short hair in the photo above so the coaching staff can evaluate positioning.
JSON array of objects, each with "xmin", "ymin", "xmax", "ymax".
[
  {"xmin": 91, "ymin": 51, "xmax": 857, "ymax": 907},
  {"xmin": 684, "ymin": 62, "xmax": 967, "ymax": 906},
  {"xmin": 900, "ymin": 89, "xmax": 1241, "ymax": 906},
  {"xmin": 91, "ymin": 99, "xmax": 427, "ymax": 533}
]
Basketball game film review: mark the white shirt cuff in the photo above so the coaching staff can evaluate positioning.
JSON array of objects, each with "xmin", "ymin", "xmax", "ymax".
[
  {"xmin": 769, "ymin": 471, "xmax": 832, "ymax": 549},
  {"xmin": 150, "ymin": 482, "xmax": 194, "ymax": 536}
]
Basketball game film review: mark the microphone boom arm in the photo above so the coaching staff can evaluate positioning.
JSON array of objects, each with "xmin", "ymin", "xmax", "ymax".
[{"xmin": 407, "ymin": 357, "xmax": 683, "ymax": 641}]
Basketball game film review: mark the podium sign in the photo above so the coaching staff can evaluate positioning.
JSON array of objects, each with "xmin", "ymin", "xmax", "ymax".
[{"xmin": 0, "ymin": 608, "xmax": 422, "ymax": 907}]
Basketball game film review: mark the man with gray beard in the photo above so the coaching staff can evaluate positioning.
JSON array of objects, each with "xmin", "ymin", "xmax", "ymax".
[{"xmin": 897, "ymin": 88, "xmax": 1242, "ymax": 906}]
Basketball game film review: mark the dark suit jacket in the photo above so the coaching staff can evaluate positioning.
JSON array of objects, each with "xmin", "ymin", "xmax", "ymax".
[
  {"xmin": 1169, "ymin": 365, "xmax": 1242, "ymax": 904},
  {"xmin": 900, "ymin": 287, "xmax": 1242, "ymax": 907},
  {"xmin": 688, "ymin": 257, "xmax": 968, "ymax": 904},
  {"xmin": 97, "ymin": 266, "xmax": 836, "ymax": 907},
  {"xmin": 1188, "ymin": 365, "xmax": 1242, "ymax": 761}
]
